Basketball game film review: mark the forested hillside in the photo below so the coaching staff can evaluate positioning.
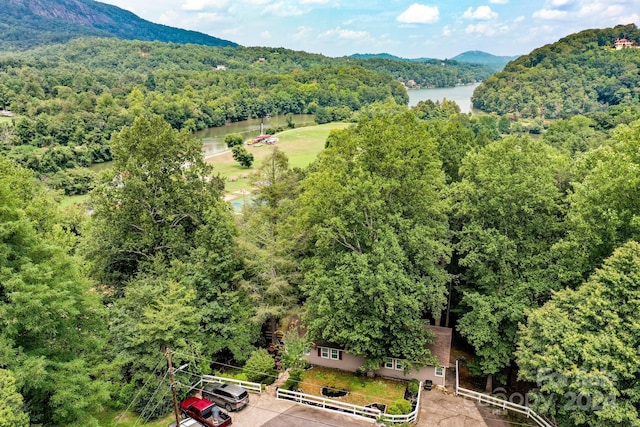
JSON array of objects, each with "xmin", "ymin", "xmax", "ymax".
[
  {"xmin": 472, "ymin": 24, "xmax": 640, "ymax": 118},
  {"xmin": 0, "ymin": 0, "xmax": 237, "ymax": 50},
  {"xmin": 0, "ymin": 37, "xmax": 491, "ymax": 196}
]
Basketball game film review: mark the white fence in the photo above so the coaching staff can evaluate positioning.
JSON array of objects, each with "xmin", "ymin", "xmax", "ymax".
[
  {"xmin": 455, "ymin": 361, "xmax": 554, "ymax": 427},
  {"xmin": 197, "ymin": 374, "xmax": 263, "ymax": 394},
  {"xmin": 276, "ymin": 381, "xmax": 422, "ymax": 425}
]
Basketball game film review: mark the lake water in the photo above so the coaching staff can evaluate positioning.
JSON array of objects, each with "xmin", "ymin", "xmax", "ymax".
[
  {"xmin": 195, "ymin": 114, "xmax": 315, "ymax": 158},
  {"xmin": 407, "ymin": 83, "xmax": 480, "ymax": 113},
  {"xmin": 88, "ymin": 89, "xmax": 479, "ymax": 173}
]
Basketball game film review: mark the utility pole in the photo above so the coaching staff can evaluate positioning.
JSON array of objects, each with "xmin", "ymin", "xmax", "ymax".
[{"xmin": 166, "ymin": 348, "xmax": 181, "ymax": 427}]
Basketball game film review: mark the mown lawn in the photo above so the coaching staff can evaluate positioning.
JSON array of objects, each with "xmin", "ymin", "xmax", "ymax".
[
  {"xmin": 298, "ymin": 366, "xmax": 406, "ymax": 409},
  {"xmin": 206, "ymin": 122, "xmax": 351, "ymax": 195}
]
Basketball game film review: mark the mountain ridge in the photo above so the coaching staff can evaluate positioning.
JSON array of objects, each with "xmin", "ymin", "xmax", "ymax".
[
  {"xmin": 350, "ymin": 50, "xmax": 520, "ymax": 71},
  {"xmin": 0, "ymin": 0, "xmax": 238, "ymax": 50}
]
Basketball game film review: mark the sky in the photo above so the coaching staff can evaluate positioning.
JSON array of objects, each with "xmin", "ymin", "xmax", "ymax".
[{"xmin": 97, "ymin": 0, "xmax": 640, "ymax": 59}]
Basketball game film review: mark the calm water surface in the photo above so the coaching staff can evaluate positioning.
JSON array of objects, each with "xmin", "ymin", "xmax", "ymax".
[
  {"xmin": 88, "ymin": 90, "xmax": 479, "ymax": 173},
  {"xmin": 195, "ymin": 114, "xmax": 315, "ymax": 157},
  {"xmin": 407, "ymin": 83, "xmax": 480, "ymax": 113}
]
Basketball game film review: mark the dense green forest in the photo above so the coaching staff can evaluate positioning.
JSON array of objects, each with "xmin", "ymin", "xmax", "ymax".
[
  {"xmin": 0, "ymin": 37, "xmax": 490, "ymax": 196},
  {"xmin": 2, "ymin": 25, "xmax": 640, "ymax": 427},
  {"xmin": 472, "ymin": 24, "xmax": 640, "ymax": 118}
]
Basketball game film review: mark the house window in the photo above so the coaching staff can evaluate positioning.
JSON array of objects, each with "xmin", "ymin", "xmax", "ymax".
[
  {"xmin": 318, "ymin": 347, "xmax": 342, "ymax": 360},
  {"xmin": 435, "ymin": 366, "xmax": 444, "ymax": 377},
  {"xmin": 384, "ymin": 357, "xmax": 404, "ymax": 370},
  {"xmin": 384, "ymin": 358, "xmax": 394, "ymax": 369}
]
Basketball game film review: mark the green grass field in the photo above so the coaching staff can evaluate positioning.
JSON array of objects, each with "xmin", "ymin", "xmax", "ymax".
[
  {"xmin": 299, "ymin": 366, "xmax": 406, "ymax": 408},
  {"xmin": 207, "ymin": 122, "xmax": 350, "ymax": 196},
  {"xmin": 0, "ymin": 116, "xmax": 15, "ymax": 125}
]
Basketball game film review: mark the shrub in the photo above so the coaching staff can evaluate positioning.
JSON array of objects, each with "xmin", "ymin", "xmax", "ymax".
[
  {"xmin": 243, "ymin": 349, "xmax": 275, "ymax": 383},
  {"xmin": 407, "ymin": 379, "xmax": 420, "ymax": 397},
  {"xmin": 234, "ymin": 372, "xmax": 248, "ymax": 382},
  {"xmin": 224, "ymin": 133, "xmax": 244, "ymax": 148},
  {"xmin": 264, "ymin": 126, "xmax": 283, "ymax": 135},
  {"xmin": 386, "ymin": 399, "xmax": 412, "ymax": 415},
  {"xmin": 283, "ymin": 368, "xmax": 303, "ymax": 390}
]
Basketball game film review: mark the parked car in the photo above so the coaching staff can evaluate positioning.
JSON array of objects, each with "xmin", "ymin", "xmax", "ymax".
[
  {"xmin": 180, "ymin": 397, "xmax": 232, "ymax": 427},
  {"xmin": 168, "ymin": 416, "xmax": 205, "ymax": 427},
  {"xmin": 202, "ymin": 382, "xmax": 249, "ymax": 411}
]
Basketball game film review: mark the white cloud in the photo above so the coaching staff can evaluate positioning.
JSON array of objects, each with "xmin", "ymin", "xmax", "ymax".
[
  {"xmin": 514, "ymin": 15, "xmax": 525, "ymax": 23},
  {"xmin": 261, "ymin": 31, "xmax": 271, "ymax": 39},
  {"xmin": 262, "ymin": 1, "xmax": 304, "ymax": 16},
  {"xmin": 465, "ymin": 22, "xmax": 509, "ymax": 36},
  {"xmin": 463, "ymin": 6, "xmax": 498, "ymax": 20},
  {"xmin": 533, "ymin": 8, "xmax": 568, "ymax": 19},
  {"xmin": 489, "ymin": 0, "xmax": 509, "ymax": 3},
  {"xmin": 577, "ymin": 1, "xmax": 638, "ymax": 23},
  {"xmin": 322, "ymin": 27, "xmax": 371, "ymax": 41},
  {"xmin": 300, "ymin": 0, "xmax": 331, "ymax": 3},
  {"xmin": 397, "ymin": 4, "xmax": 439, "ymax": 24},
  {"xmin": 293, "ymin": 26, "xmax": 314, "ymax": 40},
  {"xmin": 442, "ymin": 25, "xmax": 452, "ymax": 36},
  {"xmin": 181, "ymin": 0, "xmax": 229, "ymax": 11},
  {"xmin": 549, "ymin": 0, "xmax": 573, "ymax": 6}
]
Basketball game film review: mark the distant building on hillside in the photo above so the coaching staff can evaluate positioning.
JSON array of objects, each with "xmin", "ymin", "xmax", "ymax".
[
  {"xmin": 614, "ymin": 38, "xmax": 637, "ymax": 49},
  {"xmin": 0, "ymin": 110, "xmax": 14, "ymax": 117}
]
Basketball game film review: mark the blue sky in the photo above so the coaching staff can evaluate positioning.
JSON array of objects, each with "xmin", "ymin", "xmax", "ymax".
[{"xmin": 98, "ymin": 0, "xmax": 640, "ymax": 58}]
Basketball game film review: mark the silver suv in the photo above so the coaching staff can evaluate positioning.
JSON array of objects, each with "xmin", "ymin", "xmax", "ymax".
[{"xmin": 202, "ymin": 382, "xmax": 249, "ymax": 412}]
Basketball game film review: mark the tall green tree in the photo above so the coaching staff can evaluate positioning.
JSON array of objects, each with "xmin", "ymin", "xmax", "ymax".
[
  {"xmin": 0, "ymin": 369, "xmax": 29, "ymax": 427},
  {"xmin": 292, "ymin": 111, "xmax": 451, "ymax": 371},
  {"xmin": 554, "ymin": 120, "xmax": 640, "ymax": 287},
  {"xmin": 85, "ymin": 115, "xmax": 257, "ymax": 415},
  {"xmin": 452, "ymin": 136, "xmax": 569, "ymax": 388},
  {"xmin": 0, "ymin": 157, "xmax": 108, "ymax": 426},
  {"xmin": 238, "ymin": 148, "xmax": 301, "ymax": 337},
  {"xmin": 85, "ymin": 114, "xmax": 226, "ymax": 294},
  {"xmin": 517, "ymin": 241, "xmax": 640, "ymax": 427},
  {"xmin": 232, "ymin": 145, "xmax": 254, "ymax": 168}
]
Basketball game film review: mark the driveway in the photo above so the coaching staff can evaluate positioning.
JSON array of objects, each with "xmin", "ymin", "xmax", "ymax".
[
  {"xmin": 417, "ymin": 388, "xmax": 509, "ymax": 427},
  {"xmin": 217, "ymin": 369, "xmax": 510, "ymax": 427},
  {"xmin": 231, "ymin": 391, "xmax": 374, "ymax": 427}
]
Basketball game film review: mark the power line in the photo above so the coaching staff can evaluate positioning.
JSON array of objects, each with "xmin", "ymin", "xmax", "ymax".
[
  {"xmin": 134, "ymin": 368, "xmax": 170, "ymax": 427},
  {"xmin": 114, "ymin": 358, "xmax": 165, "ymax": 427},
  {"xmin": 142, "ymin": 379, "xmax": 172, "ymax": 426}
]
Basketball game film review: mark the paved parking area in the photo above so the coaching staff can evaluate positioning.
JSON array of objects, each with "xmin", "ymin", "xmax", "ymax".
[
  {"xmin": 228, "ymin": 388, "xmax": 509, "ymax": 427},
  {"xmin": 198, "ymin": 371, "xmax": 511, "ymax": 427},
  {"xmin": 418, "ymin": 388, "xmax": 506, "ymax": 427},
  {"xmin": 231, "ymin": 391, "xmax": 374, "ymax": 427}
]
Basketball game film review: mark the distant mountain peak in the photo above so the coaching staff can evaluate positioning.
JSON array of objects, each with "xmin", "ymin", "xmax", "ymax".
[
  {"xmin": 9, "ymin": 0, "xmax": 112, "ymax": 25},
  {"xmin": 0, "ymin": 0, "xmax": 238, "ymax": 50},
  {"xmin": 451, "ymin": 50, "xmax": 521, "ymax": 71}
]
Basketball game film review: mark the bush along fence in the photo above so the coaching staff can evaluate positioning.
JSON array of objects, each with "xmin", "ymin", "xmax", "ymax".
[
  {"xmin": 454, "ymin": 360, "xmax": 555, "ymax": 427},
  {"xmin": 275, "ymin": 381, "xmax": 422, "ymax": 425}
]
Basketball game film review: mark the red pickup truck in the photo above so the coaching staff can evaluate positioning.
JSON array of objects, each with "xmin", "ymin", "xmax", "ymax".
[{"xmin": 180, "ymin": 397, "xmax": 232, "ymax": 427}]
